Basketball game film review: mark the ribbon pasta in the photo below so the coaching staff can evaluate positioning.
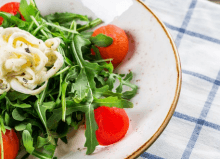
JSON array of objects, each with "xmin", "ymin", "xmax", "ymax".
[{"xmin": 0, "ymin": 27, "xmax": 64, "ymax": 95}]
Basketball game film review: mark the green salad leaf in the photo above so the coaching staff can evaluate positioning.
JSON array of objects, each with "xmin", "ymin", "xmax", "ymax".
[
  {"xmin": 0, "ymin": 12, "xmax": 28, "ymax": 29},
  {"xmin": 12, "ymin": 108, "xmax": 26, "ymax": 121},
  {"xmin": 22, "ymin": 129, "xmax": 35, "ymax": 154},
  {"xmin": 44, "ymin": 12, "xmax": 89, "ymax": 24},
  {"xmin": 84, "ymin": 103, "xmax": 99, "ymax": 155},
  {"xmin": 93, "ymin": 96, "xmax": 133, "ymax": 109},
  {"xmin": 90, "ymin": 33, "xmax": 113, "ymax": 47},
  {"xmin": 34, "ymin": 89, "xmax": 49, "ymax": 133},
  {"xmin": 19, "ymin": 0, "xmax": 38, "ymax": 21},
  {"xmin": 72, "ymin": 69, "xmax": 89, "ymax": 103}
]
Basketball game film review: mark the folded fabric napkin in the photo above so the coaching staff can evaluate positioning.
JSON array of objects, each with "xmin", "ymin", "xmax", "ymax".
[{"xmin": 138, "ymin": 0, "xmax": 220, "ymax": 159}]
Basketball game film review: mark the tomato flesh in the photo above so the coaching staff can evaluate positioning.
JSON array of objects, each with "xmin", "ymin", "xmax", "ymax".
[
  {"xmin": 0, "ymin": 129, "xmax": 19, "ymax": 159},
  {"xmin": 94, "ymin": 106, "xmax": 129, "ymax": 145},
  {"xmin": 92, "ymin": 24, "xmax": 129, "ymax": 68}
]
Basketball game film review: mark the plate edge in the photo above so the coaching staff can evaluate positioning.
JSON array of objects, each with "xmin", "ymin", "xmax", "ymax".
[{"xmin": 125, "ymin": 1, "xmax": 182, "ymax": 158}]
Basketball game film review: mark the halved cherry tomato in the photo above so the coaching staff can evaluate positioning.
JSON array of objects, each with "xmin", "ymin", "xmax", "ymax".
[
  {"xmin": 0, "ymin": 2, "xmax": 25, "ymax": 25},
  {"xmin": 94, "ymin": 106, "xmax": 129, "ymax": 145},
  {"xmin": 0, "ymin": 129, "xmax": 19, "ymax": 159},
  {"xmin": 91, "ymin": 24, "xmax": 129, "ymax": 68}
]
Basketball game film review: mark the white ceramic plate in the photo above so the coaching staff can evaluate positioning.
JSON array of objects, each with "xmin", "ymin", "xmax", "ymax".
[{"xmin": 0, "ymin": 0, "xmax": 181, "ymax": 158}]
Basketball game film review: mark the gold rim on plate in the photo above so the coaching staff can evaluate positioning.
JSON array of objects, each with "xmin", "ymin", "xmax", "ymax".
[{"xmin": 126, "ymin": 1, "xmax": 182, "ymax": 158}]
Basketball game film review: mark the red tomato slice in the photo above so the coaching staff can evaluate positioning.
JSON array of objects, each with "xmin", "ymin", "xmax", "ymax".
[
  {"xmin": 0, "ymin": 2, "xmax": 25, "ymax": 25},
  {"xmin": 0, "ymin": 129, "xmax": 19, "ymax": 159},
  {"xmin": 94, "ymin": 106, "xmax": 129, "ymax": 145},
  {"xmin": 91, "ymin": 24, "xmax": 129, "ymax": 68}
]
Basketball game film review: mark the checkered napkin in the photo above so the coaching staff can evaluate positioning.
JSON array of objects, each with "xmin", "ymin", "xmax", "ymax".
[{"xmin": 138, "ymin": 0, "xmax": 220, "ymax": 159}]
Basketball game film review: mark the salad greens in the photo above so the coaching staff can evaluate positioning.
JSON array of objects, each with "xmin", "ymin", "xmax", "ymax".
[{"xmin": 0, "ymin": 0, "xmax": 138, "ymax": 158}]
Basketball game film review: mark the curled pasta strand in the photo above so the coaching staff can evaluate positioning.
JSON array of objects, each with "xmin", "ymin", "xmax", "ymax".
[
  {"xmin": 28, "ymin": 47, "xmax": 48, "ymax": 72},
  {"xmin": 45, "ymin": 50, "xmax": 64, "ymax": 80},
  {"xmin": 16, "ymin": 67, "xmax": 36, "ymax": 85},
  {"xmin": 10, "ymin": 79, "xmax": 48, "ymax": 95},
  {"xmin": 45, "ymin": 38, "xmax": 61, "ymax": 50}
]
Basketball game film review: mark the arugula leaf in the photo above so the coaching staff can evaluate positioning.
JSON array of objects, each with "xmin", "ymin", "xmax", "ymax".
[
  {"xmin": 19, "ymin": 0, "xmax": 39, "ymax": 21},
  {"xmin": 93, "ymin": 96, "xmax": 133, "ymax": 109},
  {"xmin": 60, "ymin": 81, "xmax": 68, "ymax": 122},
  {"xmin": 72, "ymin": 68, "xmax": 89, "ymax": 103},
  {"xmin": 105, "ymin": 73, "xmax": 116, "ymax": 91},
  {"xmin": 91, "ymin": 45, "xmax": 114, "ymax": 72},
  {"xmin": 37, "ymin": 136, "xmax": 49, "ymax": 148},
  {"xmin": 42, "ymin": 102, "xmax": 56, "ymax": 110},
  {"xmin": 77, "ymin": 18, "xmax": 102, "ymax": 32},
  {"xmin": 7, "ymin": 91, "xmax": 30, "ymax": 101},
  {"xmin": 32, "ymin": 23, "xmax": 47, "ymax": 36},
  {"xmin": 22, "ymin": 130, "xmax": 35, "ymax": 154},
  {"xmin": 26, "ymin": 123, "xmax": 33, "ymax": 135},
  {"xmin": 15, "ymin": 124, "xmax": 27, "ymax": 131},
  {"xmin": 15, "ymin": 119, "xmax": 44, "ymax": 132},
  {"xmin": 84, "ymin": 62, "xmax": 104, "ymax": 91},
  {"xmin": 90, "ymin": 33, "xmax": 113, "ymax": 47},
  {"xmin": 0, "ymin": 12, "xmax": 28, "ymax": 28},
  {"xmin": 32, "ymin": 151, "xmax": 53, "ymax": 159},
  {"xmin": 84, "ymin": 102, "xmax": 99, "ymax": 155},
  {"xmin": 66, "ymin": 115, "xmax": 72, "ymax": 125},
  {"xmin": 0, "ymin": 92, "xmax": 6, "ymax": 101},
  {"xmin": 4, "ymin": 113, "xmax": 10, "ymax": 126},
  {"xmin": 42, "ymin": 144, "xmax": 56, "ymax": 158},
  {"xmin": 46, "ymin": 109, "xmax": 62, "ymax": 130},
  {"xmin": 34, "ymin": 88, "xmax": 51, "ymax": 133},
  {"xmin": 60, "ymin": 67, "xmax": 78, "ymax": 121},
  {"xmin": 120, "ymin": 72, "xmax": 138, "ymax": 99},
  {"xmin": 65, "ymin": 67, "xmax": 78, "ymax": 81},
  {"xmin": 93, "ymin": 85, "xmax": 109, "ymax": 98},
  {"xmin": 47, "ymin": 102, "xmax": 87, "ymax": 130},
  {"xmin": 44, "ymin": 12, "xmax": 89, "ymax": 24},
  {"xmin": 6, "ymin": 97, "xmax": 32, "ymax": 108},
  {"xmin": 12, "ymin": 108, "xmax": 26, "ymax": 121},
  {"xmin": 37, "ymin": 136, "xmax": 54, "ymax": 148},
  {"xmin": 71, "ymin": 35, "xmax": 91, "ymax": 67},
  {"xmin": 105, "ymin": 72, "xmax": 138, "ymax": 99},
  {"xmin": 80, "ymin": 31, "xmax": 93, "ymax": 39},
  {"xmin": 12, "ymin": 103, "xmax": 32, "ymax": 108},
  {"xmin": 30, "ymin": 15, "xmax": 50, "ymax": 38}
]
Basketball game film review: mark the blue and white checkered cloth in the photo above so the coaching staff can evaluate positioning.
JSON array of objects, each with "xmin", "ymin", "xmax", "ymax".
[{"xmin": 138, "ymin": 0, "xmax": 220, "ymax": 159}]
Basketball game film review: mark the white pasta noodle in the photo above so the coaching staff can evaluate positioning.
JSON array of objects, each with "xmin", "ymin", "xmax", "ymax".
[{"xmin": 0, "ymin": 27, "xmax": 64, "ymax": 95}]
